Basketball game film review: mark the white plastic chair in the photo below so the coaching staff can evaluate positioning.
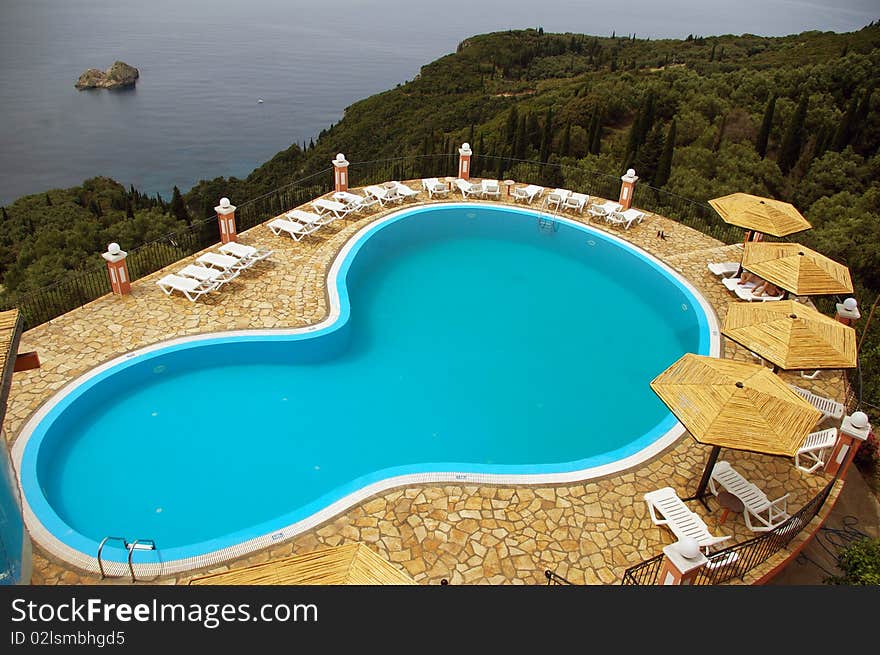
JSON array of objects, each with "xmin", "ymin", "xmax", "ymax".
[
  {"xmin": 788, "ymin": 384, "xmax": 845, "ymax": 423},
  {"xmin": 644, "ymin": 487, "xmax": 731, "ymax": 552},
  {"xmin": 562, "ymin": 192, "xmax": 589, "ymax": 213},
  {"xmin": 156, "ymin": 274, "xmax": 217, "ymax": 302},
  {"xmin": 178, "ymin": 263, "xmax": 238, "ymax": 288},
  {"xmin": 481, "ymin": 179, "xmax": 501, "ymax": 199},
  {"xmin": 709, "ymin": 461, "xmax": 790, "ymax": 532},
  {"xmin": 708, "ymin": 262, "xmax": 740, "ymax": 278},
  {"xmin": 392, "ymin": 181, "xmax": 419, "ymax": 201},
  {"xmin": 542, "ymin": 188, "xmax": 571, "ymax": 211},
  {"xmin": 453, "ymin": 178, "xmax": 483, "ymax": 199},
  {"xmin": 421, "ymin": 178, "xmax": 449, "ymax": 198},
  {"xmin": 795, "ymin": 428, "xmax": 839, "ymax": 473},
  {"xmin": 267, "ymin": 217, "xmax": 310, "ymax": 241},
  {"xmin": 512, "ymin": 184, "xmax": 544, "ymax": 204},
  {"xmin": 219, "ymin": 242, "xmax": 273, "ymax": 266}
]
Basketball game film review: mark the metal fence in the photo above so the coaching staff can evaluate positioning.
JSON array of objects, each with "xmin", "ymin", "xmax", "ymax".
[{"xmin": 619, "ymin": 478, "xmax": 837, "ymax": 585}]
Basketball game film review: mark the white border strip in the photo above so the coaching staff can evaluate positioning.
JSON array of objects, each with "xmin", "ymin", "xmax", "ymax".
[{"xmin": 13, "ymin": 202, "xmax": 720, "ymax": 577}]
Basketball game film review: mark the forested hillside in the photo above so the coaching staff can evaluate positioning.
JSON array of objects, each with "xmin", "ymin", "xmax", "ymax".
[{"xmin": 1, "ymin": 24, "xmax": 878, "ymax": 413}]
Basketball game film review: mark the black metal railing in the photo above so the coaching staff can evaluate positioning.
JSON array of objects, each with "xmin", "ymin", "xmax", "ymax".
[
  {"xmin": 620, "ymin": 478, "xmax": 837, "ymax": 585},
  {"xmin": 544, "ymin": 569, "xmax": 575, "ymax": 585},
  {"xmin": 0, "ymin": 153, "xmax": 836, "ymax": 335}
]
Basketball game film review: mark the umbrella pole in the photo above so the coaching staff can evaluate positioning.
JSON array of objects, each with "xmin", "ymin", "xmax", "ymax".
[{"xmin": 684, "ymin": 445, "xmax": 721, "ymax": 510}]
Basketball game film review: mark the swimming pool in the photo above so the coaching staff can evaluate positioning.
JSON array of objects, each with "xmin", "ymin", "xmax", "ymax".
[{"xmin": 16, "ymin": 203, "xmax": 719, "ymax": 574}]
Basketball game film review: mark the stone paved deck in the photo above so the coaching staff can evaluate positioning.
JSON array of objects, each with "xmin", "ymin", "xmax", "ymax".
[{"xmin": 3, "ymin": 182, "xmax": 848, "ymax": 586}]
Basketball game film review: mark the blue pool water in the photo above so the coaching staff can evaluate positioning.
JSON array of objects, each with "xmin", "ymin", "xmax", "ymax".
[{"xmin": 20, "ymin": 204, "xmax": 713, "ymax": 565}]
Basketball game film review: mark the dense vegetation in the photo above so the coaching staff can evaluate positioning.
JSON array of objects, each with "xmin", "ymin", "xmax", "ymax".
[{"xmin": 1, "ymin": 24, "xmax": 879, "ymax": 425}]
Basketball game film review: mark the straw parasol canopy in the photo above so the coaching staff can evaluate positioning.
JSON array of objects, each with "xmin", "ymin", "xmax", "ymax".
[
  {"xmin": 722, "ymin": 300, "xmax": 858, "ymax": 371},
  {"xmin": 741, "ymin": 241, "xmax": 854, "ymax": 296},
  {"xmin": 650, "ymin": 353, "xmax": 822, "ymax": 504},
  {"xmin": 187, "ymin": 543, "xmax": 416, "ymax": 585},
  {"xmin": 708, "ymin": 192, "xmax": 812, "ymax": 238}
]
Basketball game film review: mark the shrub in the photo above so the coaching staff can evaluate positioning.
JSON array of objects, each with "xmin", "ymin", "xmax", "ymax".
[{"xmin": 825, "ymin": 537, "xmax": 880, "ymax": 585}]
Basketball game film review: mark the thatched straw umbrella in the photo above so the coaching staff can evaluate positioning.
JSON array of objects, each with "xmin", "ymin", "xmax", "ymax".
[
  {"xmin": 722, "ymin": 300, "xmax": 858, "ymax": 372},
  {"xmin": 709, "ymin": 192, "xmax": 812, "ymax": 240},
  {"xmin": 650, "ymin": 353, "xmax": 822, "ymax": 507},
  {"xmin": 740, "ymin": 241, "xmax": 854, "ymax": 298},
  {"xmin": 187, "ymin": 543, "xmax": 417, "ymax": 585}
]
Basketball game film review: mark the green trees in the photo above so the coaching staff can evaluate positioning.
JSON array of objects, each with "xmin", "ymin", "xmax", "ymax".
[
  {"xmin": 755, "ymin": 93, "xmax": 776, "ymax": 158},
  {"xmin": 777, "ymin": 93, "xmax": 809, "ymax": 175},
  {"xmin": 169, "ymin": 186, "xmax": 191, "ymax": 225},
  {"xmin": 653, "ymin": 119, "xmax": 676, "ymax": 187},
  {"xmin": 539, "ymin": 107, "xmax": 553, "ymax": 163}
]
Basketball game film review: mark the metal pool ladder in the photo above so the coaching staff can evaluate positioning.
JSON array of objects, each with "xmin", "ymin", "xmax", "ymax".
[{"xmin": 98, "ymin": 536, "xmax": 157, "ymax": 582}]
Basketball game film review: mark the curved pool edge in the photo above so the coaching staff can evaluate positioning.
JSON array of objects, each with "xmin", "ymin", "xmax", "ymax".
[{"xmin": 12, "ymin": 201, "xmax": 721, "ymax": 577}]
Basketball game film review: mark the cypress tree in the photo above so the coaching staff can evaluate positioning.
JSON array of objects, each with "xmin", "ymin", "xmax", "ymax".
[
  {"xmin": 125, "ymin": 199, "xmax": 135, "ymax": 219},
  {"xmin": 514, "ymin": 114, "xmax": 528, "ymax": 160},
  {"xmin": 589, "ymin": 108, "xmax": 603, "ymax": 155},
  {"xmin": 505, "ymin": 106, "xmax": 519, "ymax": 145},
  {"xmin": 526, "ymin": 112, "xmax": 540, "ymax": 151},
  {"xmin": 539, "ymin": 107, "xmax": 553, "ymax": 163},
  {"xmin": 560, "ymin": 123, "xmax": 571, "ymax": 157},
  {"xmin": 778, "ymin": 93, "xmax": 809, "ymax": 174},
  {"xmin": 832, "ymin": 95, "xmax": 858, "ymax": 151},
  {"xmin": 88, "ymin": 199, "xmax": 102, "ymax": 217},
  {"xmin": 710, "ymin": 43, "xmax": 716, "ymax": 61},
  {"xmin": 468, "ymin": 123, "xmax": 475, "ymax": 148},
  {"xmin": 756, "ymin": 93, "xmax": 776, "ymax": 158},
  {"xmin": 712, "ymin": 113, "xmax": 727, "ymax": 152},
  {"xmin": 45, "ymin": 193, "xmax": 52, "ymax": 206},
  {"xmin": 170, "ymin": 186, "xmax": 190, "ymax": 225},
  {"xmin": 850, "ymin": 86, "xmax": 874, "ymax": 148},
  {"xmin": 636, "ymin": 124, "xmax": 664, "ymax": 184},
  {"xmin": 495, "ymin": 146, "xmax": 505, "ymax": 179},
  {"xmin": 1, "ymin": 207, "xmax": 8, "ymax": 222},
  {"xmin": 653, "ymin": 119, "xmax": 676, "ymax": 187}
]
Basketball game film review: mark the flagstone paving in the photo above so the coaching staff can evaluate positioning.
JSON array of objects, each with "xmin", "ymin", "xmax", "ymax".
[{"xmin": 3, "ymin": 182, "xmax": 849, "ymax": 586}]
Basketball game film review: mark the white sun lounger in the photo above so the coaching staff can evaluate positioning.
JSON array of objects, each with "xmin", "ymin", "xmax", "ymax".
[
  {"xmin": 644, "ymin": 486, "xmax": 731, "ymax": 552},
  {"xmin": 709, "ymin": 461, "xmax": 791, "ymax": 533},
  {"xmin": 617, "ymin": 208, "xmax": 646, "ymax": 229},
  {"xmin": 733, "ymin": 284, "xmax": 784, "ymax": 302},
  {"xmin": 197, "ymin": 251, "xmax": 248, "ymax": 273},
  {"xmin": 723, "ymin": 277, "xmax": 757, "ymax": 292},
  {"xmin": 454, "ymin": 178, "xmax": 483, "ymax": 199},
  {"xmin": 795, "ymin": 427, "xmax": 839, "ymax": 473},
  {"xmin": 178, "ymin": 263, "xmax": 238, "ymax": 288},
  {"xmin": 587, "ymin": 200, "xmax": 620, "ymax": 220},
  {"xmin": 421, "ymin": 178, "xmax": 450, "ymax": 198},
  {"xmin": 543, "ymin": 188, "xmax": 571, "ymax": 211},
  {"xmin": 156, "ymin": 273, "xmax": 217, "ymax": 302},
  {"xmin": 285, "ymin": 208, "xmax": 325, "ymax": 230},
  {"xmin": 312, "ymin": 198, "xmax": 351, "ymax": 220},
  {"xmin": 364, "ymin": 184, "xmax": 402, "ymax": 207},
  {"xmin": 481, "ymin": 179, "xmax": 501, "ymax": 199},
  {"xmin": 219, "ymin": 241, "xmax": 273, "ymax": 266},
  {"xmin": 333, "ymin": 190, "xmax": 377, "ymax": 212},
  {"xmin": 708, "ymin": 262, "xmax": 740, "ymax": 278},
  {"xmin": 788, "ymin": 384, "xmax": 845, "ymax": 423},
  {"xmin": 512, "ymin": 184, "xmax": 544, "ymax": 204},
  {"xmin": 267, "ymin": 217, "xmax": 311, "ymax": 241},
  {"xmin": 391, "ymin": 181, "xmax": 419, "ymax": 201},
  {"xmin": 562, "ymin": 192, "xmax": 590, "ymax": 213}
]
